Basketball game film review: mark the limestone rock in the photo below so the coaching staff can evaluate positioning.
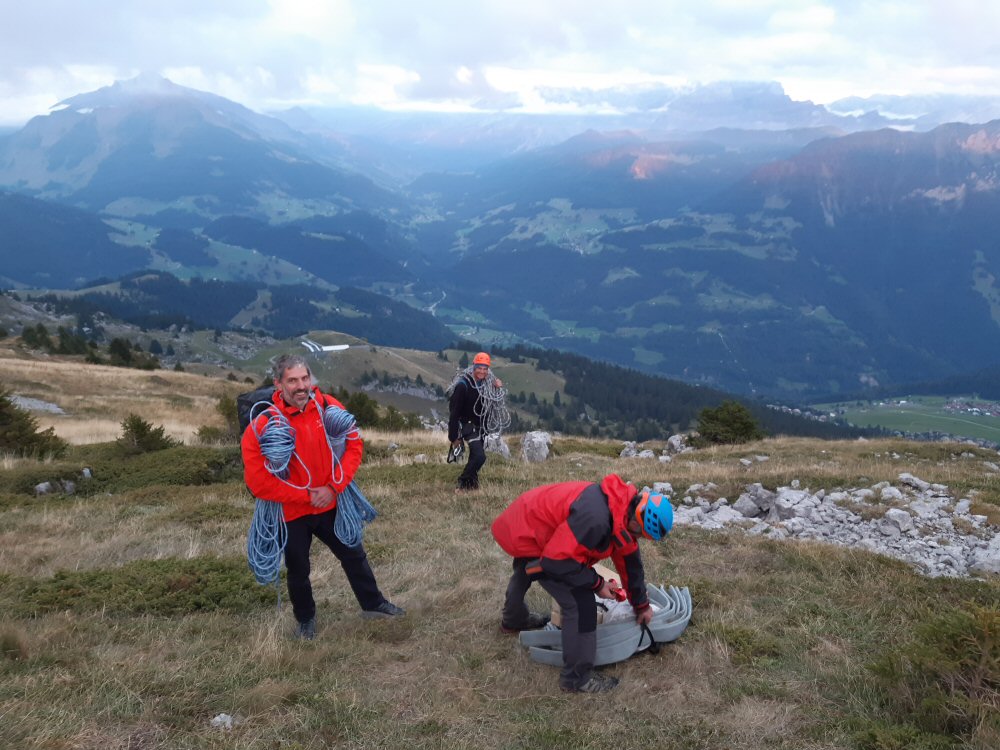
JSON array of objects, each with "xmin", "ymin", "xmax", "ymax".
[{"xmin": 521, "ymin": 431, "xmax": 552, "ymax": 463}]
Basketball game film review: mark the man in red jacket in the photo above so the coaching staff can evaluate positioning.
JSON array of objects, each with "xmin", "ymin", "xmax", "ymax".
[
  {"xmin": 242, "ymin": 354, "xmax": 403, "ymax": 639},
  {"xmin": 491, "ymin": 474, "xmax": 673, "ymax": 693}
]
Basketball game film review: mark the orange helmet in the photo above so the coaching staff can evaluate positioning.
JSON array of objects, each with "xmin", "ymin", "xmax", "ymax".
[{"xmin": 472, "ymin": 352, "xmax": 491, "ymax": 367}]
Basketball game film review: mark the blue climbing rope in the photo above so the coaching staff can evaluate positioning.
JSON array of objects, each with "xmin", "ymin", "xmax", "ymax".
[
  {"xmin": 245, "ymin": 399, "xmax": 308, "ymax": 593},
  {"xmin": 321, "ymin": 403, "xmax": 378, "ymax": 548},
  {"xmin": 244, "ymin": 397, "xmax": 378, "ymax": 590},
  {"xmin": 249, "ymin": 401, "xmax": 312, "ymax": 489},
  {"xmin": 246, "ymin": 497, "xmax": 287, "ymax": 586}
]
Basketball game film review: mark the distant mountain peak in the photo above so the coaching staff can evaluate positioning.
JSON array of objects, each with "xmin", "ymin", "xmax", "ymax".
[
  {"xmin": 58, "ymin": 74, "xmax": 199, "ymax": 110},
  {"xmin": 112, "ymin": 72, "xmax": 180, "ymax": 95}
]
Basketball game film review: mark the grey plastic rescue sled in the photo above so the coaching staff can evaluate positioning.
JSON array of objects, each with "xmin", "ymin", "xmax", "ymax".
[{"xmin": 519, "ymin": 584, "xmax": 692, "ymax": 667}]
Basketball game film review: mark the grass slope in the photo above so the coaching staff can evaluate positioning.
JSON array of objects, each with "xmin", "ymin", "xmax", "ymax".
[{"xmin": 1, "ymin": 346, "xmax": 998, "ymax": 749}]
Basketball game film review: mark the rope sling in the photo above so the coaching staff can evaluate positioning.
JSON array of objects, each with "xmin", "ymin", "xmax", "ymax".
[
  {"xmin": 246, "ymin": 396, "xmax": 377, "ymax": 587},
  {"xmin": 447, "ymin": 366, "xmax": 511, "ymax": 444}
]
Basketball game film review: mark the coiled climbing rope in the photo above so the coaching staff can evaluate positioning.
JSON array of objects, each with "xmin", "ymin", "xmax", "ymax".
[
  {"xmin": 248, "ymin": 400, "xmax": 313, "ymax": 489},
  {"xmin": 246, "ymin": 497, "xmax": 287, "ymax": 586},
  {"xmin": 245, "ymin": 397, "xmax": 379, "ymax": 589},
  {"xmin": 448, "ymin": 365, "xmax": 511, "ymax": 441},
  {"xmin": 245, "ymin": 400, "xmax": 306, "ymax": 590},
  {"xmin": 320, "ymin": 403, "xmax": 378, "ymax": 548}
]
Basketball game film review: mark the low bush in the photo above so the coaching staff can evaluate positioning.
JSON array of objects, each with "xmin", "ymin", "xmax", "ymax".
[
  {"xmin": 0, "ymin": 385, "xmax": 68, "ymax": 458},
  {"xmin": 0, "ymin": 445, "xmax": 242, "ymax": 496},
  {"xmin": 117, "ymin": 414, "xmax": 177, "ymax": 454},
  {"xmin": 694, "ymin": 400, "xmax": 765, "ymax": 446},
  {"xmin": 852, "ymin": 721, "xmax": 955, "ymax": 750},
  {"xmin": 1, "ymin": 556, "xmax": 275, "ymax": 617},
  {"xmin": 870, "ymin": 601, "xmax": 999, "ymax": 746}
]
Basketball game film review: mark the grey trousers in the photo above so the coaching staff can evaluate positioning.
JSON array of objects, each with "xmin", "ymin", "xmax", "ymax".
[
  {"xmin": 502, "ymin": 558, "xmax": 598, "ymax": 689},
  {"xmin": 501, "ymin": 558, "xmax": 533, "ymax": 628}
]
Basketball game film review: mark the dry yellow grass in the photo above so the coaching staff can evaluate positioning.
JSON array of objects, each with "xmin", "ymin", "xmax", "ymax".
[
  {"xmin": 0, "ymin": 347, "xmax": 242, "ymax": 443},
  {"xmin": 1, "ymin": 348, "xmax": 998, "ymax": 749}
]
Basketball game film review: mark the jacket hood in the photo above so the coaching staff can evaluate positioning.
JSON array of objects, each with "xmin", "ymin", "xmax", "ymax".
[{"xmin": 600, "ymin": 474, "xmax": 638, "ymax": 513}]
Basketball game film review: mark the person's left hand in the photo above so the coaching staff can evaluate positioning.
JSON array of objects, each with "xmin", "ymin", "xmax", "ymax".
[
  {"xmin": 635, "ymin": 607, "xmax": 654, "ymax": 626},
  {"xmin": 494, "ymin": 378, "xmax": 503, "ymax": 388},
  {"xmin": 309, "ymin": 485, "xmax": 335, "ymax": 508}
]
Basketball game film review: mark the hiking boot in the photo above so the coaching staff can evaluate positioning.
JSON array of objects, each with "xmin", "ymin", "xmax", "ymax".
[
  {"xmin": 295, "ymin": 618, "xmax": 316, "ymax": 640},
  {"xmin": 361, "ymin": 601, "xmax": 406, "ymax": 620},
  {"xmin": 561, "ymin": 674, "xmax": 620, "ymax": 694},
  {"xmin": 500, "ymin": 612, "xmax": 550, "ymax": 634}
]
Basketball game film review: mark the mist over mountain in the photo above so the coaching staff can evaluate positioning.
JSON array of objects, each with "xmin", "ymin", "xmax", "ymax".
[
  {"xmin": 828, "ymin": 93, "xmax": 1000, "ymax": 131},
  {"xmin": 3, "ymin": 75, "xmax": 1000, "ymax": 400},
  {"xmin": 0, "ymin": 74, "xmax": 397, "ymax": 217}
]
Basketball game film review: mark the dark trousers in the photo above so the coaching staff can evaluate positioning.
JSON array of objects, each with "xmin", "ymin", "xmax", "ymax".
[
  {"xmin": 501, "ymin": 558, "xmax": 534, "ymax": 628},
  {"xmin": 457, "ymin": 425, "xmax": 486, "ymax": 489},
  {"xmin": 502, "ymin": 558, "xmax": 598, "ymax": 690},
  {"xmin": 540, "ymin": 576, "xmax": 599, "ymax": 690},
  {"xmin": 284, "ymin": 507, "xmax": 385, "ymax": 623}
]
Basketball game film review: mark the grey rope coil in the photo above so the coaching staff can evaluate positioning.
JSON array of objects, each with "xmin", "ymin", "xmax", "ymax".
[
  {"xmin": 319, "ymin": 402, "xmax": 378, "ymax": 548},
  {"xmin": 448, "ymin": 366, "xmax": 510, "ymax": 441}
]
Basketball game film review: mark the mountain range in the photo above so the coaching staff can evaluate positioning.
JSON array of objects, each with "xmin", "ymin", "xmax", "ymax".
[{"xmin": 3, "ymin": 75, "xmax": 1000, "ymax": 400}]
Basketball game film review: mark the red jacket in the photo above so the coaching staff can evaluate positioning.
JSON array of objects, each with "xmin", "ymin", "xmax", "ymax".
[
  {"xmin": 241, "ymin": 386, "xmax": 363, "ymax": 522},
  {"xmin": 491, "ymin": 474, "xmax": 649, "ymax": 609}
]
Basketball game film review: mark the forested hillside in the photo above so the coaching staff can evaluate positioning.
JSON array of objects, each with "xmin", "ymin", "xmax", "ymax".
[
  {"xmin": 33, "ymin": 272, "xmax": 454, "ymax": 350},
  {"xmin": 494, "ymin": 344, "xmax": 867, "ymax": 440}
]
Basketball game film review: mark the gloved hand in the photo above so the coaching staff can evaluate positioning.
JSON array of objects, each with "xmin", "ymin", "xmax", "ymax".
[
  {"xmin": 595, "ymin": 579, "xmax": 617, "ymax": 600},
  {"xmin": 635, "ymin": 607, "xmax": 654, "ymax": 626}
]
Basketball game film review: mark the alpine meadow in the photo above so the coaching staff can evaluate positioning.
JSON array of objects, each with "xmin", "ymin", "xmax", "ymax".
[{"xmin": 2, "ymin": 63, "xmax": 1000, "ymax": 750}]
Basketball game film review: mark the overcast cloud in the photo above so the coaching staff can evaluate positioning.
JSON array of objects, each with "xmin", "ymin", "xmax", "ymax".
[{"xmin": 2, "ymin": 1, "xmax": 999, "ymax": 126}]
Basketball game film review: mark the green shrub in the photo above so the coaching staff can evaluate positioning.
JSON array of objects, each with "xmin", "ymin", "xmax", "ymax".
[
  {"xmin": 852, "ymin": 721, "xmax": 955, "ymax": 750},
  {"xmin": 695, "ymin": 400, "xmax": 765, "ymax": 445},
  {"xmin": 870, "ymin": 602, "xmax": 1000, "ymax": 743},
  {"xmin": 216, "ymin": 393, "xmax": 241, "ymax": 435},
  {"xmin": 0, "ymin": 445, "xmax": 243, "ymax": 497},
  {"xmin": 0, "ymin": 556, "xmax": 275, "ymax": 617},
  {"xmin": 91, "ymin": 445, "xmax": 242, "ymax": 493},
  {"xmin": 195, "ymin": 425, "xmax": 236, "ymax": 444},
  {"xmin": 0, "ymin": 385, "xmax": 68, "ymax": 458},
  {"xmin": 117, "ymin": 414, "xmax": 178, "ymax": 454},
  {"xmin": 20, "ymin": 323, "xmax": 54, "ymax": 352}
]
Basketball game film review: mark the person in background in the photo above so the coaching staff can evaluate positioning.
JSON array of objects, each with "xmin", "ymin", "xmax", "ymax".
[
  {"xmin": 491, "ymin": 474, "xmax": 673, "ymax": 693},
  {"xmin": 447, "ymin": 351, "xmax": 504, "ymax": 491},
  {"xmin": 242, "ymin": 354, "xmax": 404, "ymax": 639}
]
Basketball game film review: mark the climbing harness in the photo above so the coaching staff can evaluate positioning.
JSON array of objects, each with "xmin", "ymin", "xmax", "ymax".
[{"xmin": 518, "ymin": 583, "xmax": 693, "ymax": 667}]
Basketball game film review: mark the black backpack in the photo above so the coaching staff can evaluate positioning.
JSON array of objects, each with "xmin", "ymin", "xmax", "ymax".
[{"xmin": 237, "ymin": 386, "xmax": 276, "ymax": 434}]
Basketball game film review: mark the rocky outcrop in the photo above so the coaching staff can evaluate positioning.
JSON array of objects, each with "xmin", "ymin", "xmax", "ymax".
[
  {"xmin": 621, "ymin": 434, "xmax": 692, "ymax": 461},
  {"xmin": 670, "ymin": 473, "xmax": 998, "ymax": 579},
  {"xmin": 521, "ymin": 431, "xmax": 552, "ymax": 463}
]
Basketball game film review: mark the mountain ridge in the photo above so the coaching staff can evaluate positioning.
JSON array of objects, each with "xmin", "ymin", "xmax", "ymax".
[{"xmin": 4, "ymin": 76, "xmax": 1000, "ymax": 400}]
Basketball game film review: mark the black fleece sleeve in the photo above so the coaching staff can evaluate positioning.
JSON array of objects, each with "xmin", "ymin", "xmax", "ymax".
[{"xmin": 447, "ymin": 382, "xmax": 465, "ymax": 442}]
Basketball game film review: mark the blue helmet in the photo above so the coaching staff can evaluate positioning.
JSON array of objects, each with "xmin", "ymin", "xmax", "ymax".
[{"xmin": 635, "ymin": 491, "xmax": 673, "ymax": 541}]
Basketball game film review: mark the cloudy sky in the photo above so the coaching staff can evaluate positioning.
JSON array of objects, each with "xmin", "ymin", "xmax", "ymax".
[{"xmin": 1, "ymin": 0, "xmax": 998, "ymax": 126}]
